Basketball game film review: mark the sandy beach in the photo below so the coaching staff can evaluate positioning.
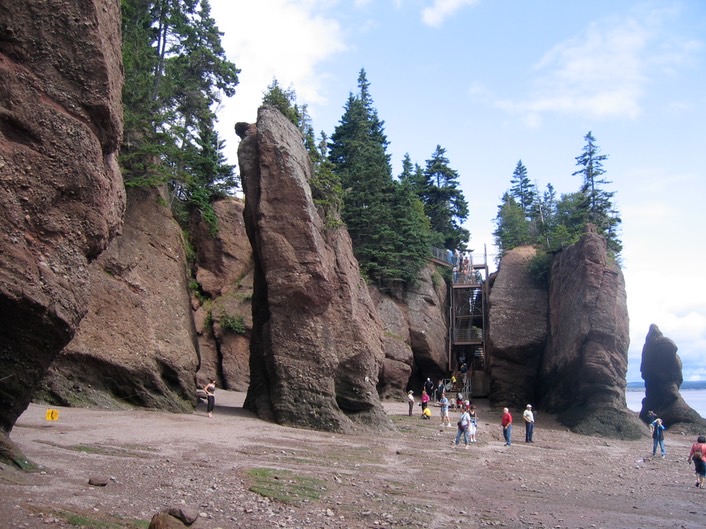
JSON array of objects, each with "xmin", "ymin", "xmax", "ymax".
[{"xmin": 2, "ymin": 391, "xmax": 705, "ymax": 529}]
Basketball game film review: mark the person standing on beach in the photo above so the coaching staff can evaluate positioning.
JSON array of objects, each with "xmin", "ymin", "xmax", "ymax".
[
  {"xmin": 454, "ymin": 407, "xmax": 471, "ymax": 449},
  {"xmin": 421, "ymin": 389, "xmax": 430, "ymax": 415},
  {"xmin": 439, "ymin": 391, "xmax": 451, "ymax": 427},
  {"xmin": 688, "ymin": 435, "xmax": 706, "ymax": 460},
  {"xmin": 692, "ymin": 451, "xmax": 706, "ymax": 488},
  {"xmin": 523, "ymin": 404, "xmax": 535, "ymax": 443},
  {"xmin": 204, "ymin": 379, "xmax": 216, "ymax": 418},
  {"xmin": 651, "ymin": 418, "xmax": 666, "ymax": 457},
  {"xmin": 407, "ymin": 390, "xmax": 415, "ymax": 416},
  {"xmin": 468, "ymin": 405, "xmax": 478, "ymax": 443},
  {"xmin": 501, "ymin": 407, "xmax": 513, "ymax": 446}
]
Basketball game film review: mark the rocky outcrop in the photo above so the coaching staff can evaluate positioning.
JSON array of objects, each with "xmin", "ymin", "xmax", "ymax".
[
  {"xmin": 237, "ymin": 106, "xmax": 389, "ymax": 433},
  {"xmin": 39, "ymin": 187, "xmax": 196, "ymax": 412},
  {"xmin": 373, "ymin": 265, "xmax": 448, "ymax": 398},
  {"xmin": 541, "ymin": 226, "xmax": 643, "ymax": 438},
  {"xmin": 190, "ymin": 198, "xmax": 254, "ymax": 390},
  {"xmin": 487, "ymin": 246, "xmax": 548, "ymax": 407},
  {"xmin": 0, "ymin": 0, "xmax": 124, "ymax": 450},
  {"xmin": 640, "ymin": 324, "xmax": 706, "ymax": 429}
]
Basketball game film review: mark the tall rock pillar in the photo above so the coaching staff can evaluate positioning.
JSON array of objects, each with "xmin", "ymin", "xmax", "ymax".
[{"xmin": 236, "ymin": 107, "xmax": 389, "ymax": 433}]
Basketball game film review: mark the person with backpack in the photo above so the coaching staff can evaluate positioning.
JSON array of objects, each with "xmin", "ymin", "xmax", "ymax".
[{"xmin": 651, "ymin": 418, "xmax": 666, "ymax": 457}]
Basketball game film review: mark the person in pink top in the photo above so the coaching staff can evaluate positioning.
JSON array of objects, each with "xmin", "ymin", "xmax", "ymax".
[{"xmin": 421, "ymin": 390, "xmax": 430, "ymax": 416}]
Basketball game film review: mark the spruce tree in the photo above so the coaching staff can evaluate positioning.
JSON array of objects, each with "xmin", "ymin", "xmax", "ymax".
[
  {"xmin": 419, "ymin": 145, "xmax": 470, "ymax": 250},
  {"xmin": 493, "ymin": 192, "xmax": 530, "ymax": 255},
  {"xmin": 572, "ymin": 131, "xmax": 622, "ymax": 254},
  {"xmin": 329, "ymin": 70, "xmax": 430, "ymax": 286},
  {"xmin": 509, "ymin": 160, "xmax": 537, "ymax": 218},
  {"xmin": 120, "ymin": 0, "xmax": 239, "ymax": 230}
]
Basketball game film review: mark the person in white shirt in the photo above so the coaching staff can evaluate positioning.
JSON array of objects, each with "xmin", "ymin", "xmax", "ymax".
[{"xmin": 523, "ymin": 404, "xmax": 535, "ymax": 443}]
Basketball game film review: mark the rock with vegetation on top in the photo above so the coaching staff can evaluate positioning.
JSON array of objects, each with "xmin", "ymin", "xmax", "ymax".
[
  {"xmin": 0, "ymin": 0, "xmax": 124, "ymax": 454},
  {"xmin": 541, "ymin": 225, "xmax": 643, "ymax": 438},
  {"xmin": 237, "ymin": 106, "xmax": 390, "ymax": 433}
]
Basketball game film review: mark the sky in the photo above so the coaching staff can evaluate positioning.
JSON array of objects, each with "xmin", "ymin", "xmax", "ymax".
[{"xmin": 208, "ymin": 0, "xmax": 706, "ymax": 383}]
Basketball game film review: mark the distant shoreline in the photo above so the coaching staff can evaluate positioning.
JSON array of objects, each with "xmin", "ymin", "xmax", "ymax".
[{"xmin": 627, "ymin": 380, "xmax": 706, "ymax": 391}]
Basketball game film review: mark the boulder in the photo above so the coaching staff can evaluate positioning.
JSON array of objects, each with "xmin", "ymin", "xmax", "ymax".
[
  {"xmin": 0, "ymin": 0, "xmax": 124, "ymax": 441},
  {"xmin": 487, "ymin": 246, "xmax": 548, "ymax": 408},
  {"xmin": 190, "ymin": 198, "xmax": 254, "ymax": 390},
  {"xmin": 541, "ymin": 226, "xmax": 643, "ymax": 438},
  {"xmin": 39, "ymin": 187, "xmax": 197, "ymax": 412},
  {"xmin": 237, "ymin": 106, "xmax": 390, "ymax": 433},
  {"xmin": 640, "ymin": 324, "xmax": 706, "ymax": 429}
]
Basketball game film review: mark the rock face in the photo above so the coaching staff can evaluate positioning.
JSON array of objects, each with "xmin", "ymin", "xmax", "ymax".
[
  {"xmin": 0, "ymin": 0, "xmax": 124, "ymax": 441},
  {"xmin": 190, "ymin": 198, "xmax": 254, "ymax": 390},
  {"xmin": 541, "ymin": 226, "xmax": 642, "ymax": 438},
  {"xmin": 237, "ymin": 106, "xmax": 389, "ymax": 433},
  {"xmin": 40, "ymin": 187, "xmax": 197, "ymax": 412},
  {"xmin": 373, "ymin": 265, "xmax": 448, "ymax": 398},
  {"xmin": 640, "ymin": 324, "xmax": 706, "ymax": 429},
  {"xmin": 487, "ymin": 246, "xmax": 548, "ymax": 407}
]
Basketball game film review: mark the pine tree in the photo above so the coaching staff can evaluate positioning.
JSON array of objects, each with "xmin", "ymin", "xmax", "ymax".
[
  {"xmin": 120, "ymin": 0, "xmax": 239, "ymax": 230},
  {"xmin": 572, "ymin": 131, "xmax": 622, "ymax": 254},
  {"xmin": 329, "ymin": 70, "xmax": 430, "ymax": 286},
  {"xmin": 509, "ymin": 160, "xmax": 537, "ymax": 218},
  {"xmin": 493, "ymin": 192, "xmax": 530, "ymax": 255},
  {"xmin": 419, "ymin": 145, "xmax": 470, "ymax": 250}
]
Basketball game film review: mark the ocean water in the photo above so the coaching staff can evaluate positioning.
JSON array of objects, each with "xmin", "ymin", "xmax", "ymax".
[{"xmin": 626, "ymin": 387, "xmax": 706, "ymax": 419}]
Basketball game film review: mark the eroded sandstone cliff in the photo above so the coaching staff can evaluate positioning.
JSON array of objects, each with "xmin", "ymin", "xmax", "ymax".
[
  {"xmin": 190, "ymin": 198, "xmax": 254, "ymax": 391},
  {"xmin": 541, "ymin": 226, "xmax": 643, "ymax": 438},
  {"xmin": 373, "ymin": 265, "xmax": 448, "ymax": 398},
  {"xmin": 237, "ymin": 107, "xmax": 390, "ymax": 433},
  {"xmin": 0, "ymin": 0, "xmax": 124, "ymax": 459},
  {"xmin": 487, "ymin": 246, "xmax": 548, "ymax": 407},
  {"xmin": 40, "ymin": 187, "xmax": 197, "ymax": 411}
]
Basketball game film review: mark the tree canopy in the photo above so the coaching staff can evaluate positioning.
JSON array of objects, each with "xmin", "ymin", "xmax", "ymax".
[
  {"xmin": 120, "ymin": 0, "xmax": 239, "ymax": 232},
  {"xmin": 328, "ymin": 70, "xmax": 432, "ymax": 287},
  {"xmin": 493, "ymin": 132, "xmax": 622, "ymax": 258}
]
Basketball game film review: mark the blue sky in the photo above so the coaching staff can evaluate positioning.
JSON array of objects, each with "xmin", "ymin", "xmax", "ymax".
[{"xmin": 210, "ymin": 0, "xmax": 706, "ymax": 382}]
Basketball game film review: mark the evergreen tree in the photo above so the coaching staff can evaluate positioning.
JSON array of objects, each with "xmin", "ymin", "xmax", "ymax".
[
  {"xmin": 509, "ymin": 160, "xmax": 537, "ymax": 218},
  {"xmin": 419, "ymin": 145, "xmax": 470, "ymax": 250},
  {"xmin": 262, "ymin": 78, "xmax": 302, "ymax": 126},
  {"xmin": 328, "ymin": 70, "xmax": 430, "ymax": 286},
  {"xmin": 120, "ymin": 0, "xmax": 239, "ymax": 230},
  {"xmin": 572, "ymin": 131, "xmax": 622, "ymax": 254},
  {"xmin": 493, "ymin": 192, "xmax": 530, "ymax": 255}
]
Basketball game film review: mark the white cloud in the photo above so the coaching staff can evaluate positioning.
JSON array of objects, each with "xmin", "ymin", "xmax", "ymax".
[
  {"xmin": 421, "ymin": 0, "xmax": 480, "ymax": 28},
  {"xmin": 496, "ymin": 8, "xmax": 701, "ymax": 125},
  {"xmin": 209, "ymin": 0, "xmax": 347, "ymax": 165}
]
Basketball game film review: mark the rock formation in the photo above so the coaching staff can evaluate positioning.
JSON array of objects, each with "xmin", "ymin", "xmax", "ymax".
[
  {"xmin": 487, "ymin": 246, "xmax": 548, "ymax": 407},
  {"xmin": 190, "ymin": 198, "xmax": 254, "ymax": 390},
  {"xmin": 39, "ymin": 187, "xmax": 197, "ymax": 411},
  {"xmin": 372, "ymin": 264, "xmax": 448, "ymax": 398},
  {"xmin": 640, "ymin": 324, "xmax": 706, "ymax": 429},
  {"xmin": 237, "ymin": 106, "xmax": 390, "ymax": 433},
  {"xmin": 0, "ymin": 0, "xmax": 124, "ymax": 458},
  {"xmin": 541, "ymin": 226, "xmax": 643, "ymax": 438}
]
